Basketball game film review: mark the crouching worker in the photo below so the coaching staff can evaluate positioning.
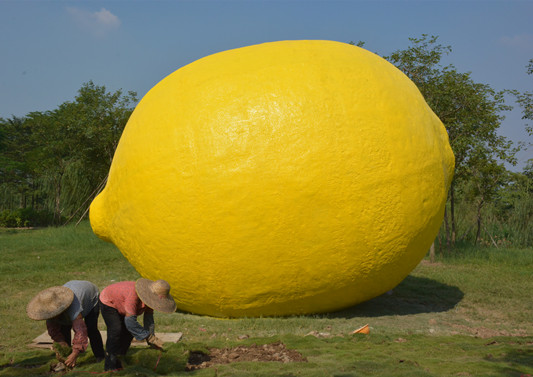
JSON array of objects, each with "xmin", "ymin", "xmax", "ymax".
[
  {"xmin": 26, "ymin": 280, "xmax": 105, "ymax": 367},
  {"xmin": 99, "ymin": 279, "xmax": 176, "ymax": 371}
]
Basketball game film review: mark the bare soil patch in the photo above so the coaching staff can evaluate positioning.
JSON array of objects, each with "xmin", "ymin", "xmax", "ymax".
[{"xmin": 185, "ymin": 341, "xmax": 307, "ymax": 371}]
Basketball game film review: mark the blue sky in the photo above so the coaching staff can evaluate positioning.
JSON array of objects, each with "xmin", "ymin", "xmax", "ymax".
[{"xmin": 1, "ymin": 0, "xmax": 532, "ymax": 169}]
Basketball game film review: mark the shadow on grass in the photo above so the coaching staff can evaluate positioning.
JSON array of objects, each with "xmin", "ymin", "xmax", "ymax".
[
  {"xmin": 0, "ymin": 354, "xmax": 51, "ymax": 376},
  {"xmin": 123, "ymin": 345, "xmax": 189, "ymax": 375},
  {"xmin": 328, "ymin": 275, "xmax": 464, "ymax": 318},
  {"xmin": 0, "ymin": 354, "xmax": 51, "ymax": 368},
  {"xmin": 484, "ymin": 346, "xmax": 533, "ymax": 377}
]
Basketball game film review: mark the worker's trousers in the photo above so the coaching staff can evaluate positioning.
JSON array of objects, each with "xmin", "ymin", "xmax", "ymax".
[
  {"xmin": 99, "ymin": 299, "xmax": 134, "ymax": 356},
  {"xmin": 53, "ymin": 304, "xmax": 105, "ymax": 359}
]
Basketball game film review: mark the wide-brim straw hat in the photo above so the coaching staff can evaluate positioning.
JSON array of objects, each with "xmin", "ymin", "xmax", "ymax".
[
  {"xmin": 27, "ymin": 286, "xmax": 74, "ymax": 320},
  {"xmin": 135, "ymin": 278, "xmax": 177, "ymax": 313}
]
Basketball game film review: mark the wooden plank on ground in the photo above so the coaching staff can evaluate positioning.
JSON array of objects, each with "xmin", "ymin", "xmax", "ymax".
[{"xmin": 29, "ymin": 331, "xmax": 183, "ymax": 349}]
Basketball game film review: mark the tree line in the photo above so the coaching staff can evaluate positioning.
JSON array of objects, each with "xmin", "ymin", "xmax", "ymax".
[
  {"xmin": 0, "ymin": 82, "xmax": 137, "ymax": 226},
  {"xmin": 382, "ymin": 35, "xmax": 532, "ymax": 249},
  {"xmin": 1, "ymin": 35, "xmax": 532, "ymax": 248}
]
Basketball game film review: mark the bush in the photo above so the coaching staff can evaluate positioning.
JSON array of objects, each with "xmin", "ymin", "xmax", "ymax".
[{"xmin": 0, "ymin": 208, "xmax": 55, "ymax": 227}]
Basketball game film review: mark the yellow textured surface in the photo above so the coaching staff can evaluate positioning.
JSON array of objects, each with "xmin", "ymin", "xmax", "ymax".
[{"xmin": 90, "ymin": 40, "xmax": 454, "ymax": 317}]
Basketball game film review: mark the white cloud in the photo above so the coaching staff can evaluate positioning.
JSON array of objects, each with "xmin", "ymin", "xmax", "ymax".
[
  {"xmin": 67, "ymin": 7, "xmax": 121, "ymax": 37},
  {"xmin": 498, "ymin": 34, "xmax": 533, "ymax": 53}
]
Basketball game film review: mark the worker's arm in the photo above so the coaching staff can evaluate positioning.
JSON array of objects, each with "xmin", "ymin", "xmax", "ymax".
[
  {"xmin": 141, "ymin": 310, "xmax": 163, "ymax": 349},
  {"xmin": 70, "ymin": 314, "xmax": 88, "ymax": 352},
  {"xmin": 72, "ymin": 313, "xmax": 89, "ymax": 353},
  {"xmin": 124, "ymin": 314, "xmax": 151, "ymax": 340},
  {"xmin": 124, "ymin": 311, "xmax": 163, "ymax": 349},
  {"xmin": 65, "ymin": 314, "xmax": 87, "ymax": 367},
  {"xmin": 143, "ymin": 309, "xmax": 155, "ymax": 335},
  {"xmin": 124, "ymin": 313, "xmax": 163, "ymax": 349},
  {"xmin": 46, "ymin": 319, "xmax": 68, "ymax": 345}
]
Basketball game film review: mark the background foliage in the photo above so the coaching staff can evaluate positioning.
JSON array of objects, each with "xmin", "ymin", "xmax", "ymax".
[
  {"xmin": 0, "ymin": 81, "xmax": 137, "ymax": 226},
  {"xmin": 0, "ymin": 36, "xmax": 532, "ymax": 248}
]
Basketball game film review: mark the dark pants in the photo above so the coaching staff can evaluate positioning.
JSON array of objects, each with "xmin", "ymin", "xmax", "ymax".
[
  {"xmin": 58, "ymin": 305, "xmax": 105, "ymax": 359},
  {"xmin": 99, "ymin": 299, "xmax": 133, "ymax": 356}
]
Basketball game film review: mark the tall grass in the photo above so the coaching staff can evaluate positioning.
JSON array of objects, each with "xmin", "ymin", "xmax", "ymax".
[{"xmin": 436, "ymin": 187, "xmax": 533, "ymax": 249}]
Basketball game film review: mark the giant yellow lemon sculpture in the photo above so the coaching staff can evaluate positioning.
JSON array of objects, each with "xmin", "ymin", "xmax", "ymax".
[{"xmin": 90, "ymin": 40, "xmax": 454, "ymax": 317}]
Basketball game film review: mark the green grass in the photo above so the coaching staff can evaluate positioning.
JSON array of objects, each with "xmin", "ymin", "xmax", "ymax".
[{"xmin": 0, "ymin": 223, "xmax": 531, "ymax": 376}]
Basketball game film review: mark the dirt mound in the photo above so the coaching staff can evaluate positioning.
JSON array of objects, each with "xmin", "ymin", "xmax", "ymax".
[{"xmin": 186, "ymin": 341, "xmax": 306, "ymax": 371}]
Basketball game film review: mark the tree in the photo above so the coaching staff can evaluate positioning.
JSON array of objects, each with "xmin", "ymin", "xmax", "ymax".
[
  {"xmin": 385, "ymin": 35, "xmax": 517, "ymax": 248},
  {"xmin": 0, "ymin": 82, "xmax": 137, "ymax": 225},
  {"xmin": 495, "ymin": 60, "xmax": 533, "ymax": 246},
  {"xmin": 0, "ymin": 116, "xmax": 40, "ymax": 209},
  {"xmin": 463, "ymin": 150, "xmax": 508, "ymax": 245},
  {"xmin": 44, "ymin": 82, "xmax": 137, "ymax": 223},
  {"xmin": 73, "ymin": 81, "xmax": 137, "ymax": 166},
  {"xmin": 513, "ymin": 59, "xmax": 533, "ymax": 154},
  {"xmin": 67, "ymin": 82, "xmax": 137, "ymax": 223}
]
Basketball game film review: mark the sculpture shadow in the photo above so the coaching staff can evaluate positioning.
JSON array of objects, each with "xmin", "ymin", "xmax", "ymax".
[{"xmin": 325, "ymin": 275, "xmax": 464, "ymax": 319}]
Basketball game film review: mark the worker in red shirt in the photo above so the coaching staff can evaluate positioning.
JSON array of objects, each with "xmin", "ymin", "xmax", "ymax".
[{"xmin": 99, "ymin": 278, "xmax": 176, "ymax": 371}]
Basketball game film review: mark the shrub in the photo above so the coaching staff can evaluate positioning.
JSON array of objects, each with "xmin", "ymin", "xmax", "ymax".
[{"xmin": 0, "ymin": 208, "xmax": 55, "ymax": 227}]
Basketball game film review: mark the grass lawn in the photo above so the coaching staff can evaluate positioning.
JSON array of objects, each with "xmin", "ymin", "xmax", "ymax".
[{"xmin": 0, "ymin": 223, "xmax": 531, "ymax": 376}]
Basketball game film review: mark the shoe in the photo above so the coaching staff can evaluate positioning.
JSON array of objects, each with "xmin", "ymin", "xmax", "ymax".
[{"xmin": 104, "ymin": 353, "xmax": 123, "ymax": 371}]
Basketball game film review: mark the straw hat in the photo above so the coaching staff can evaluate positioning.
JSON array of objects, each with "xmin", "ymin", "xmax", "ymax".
[
  {"xmin": 135, "ymin": 278, "xmax": 176, "ymax": 313},
  {"xmin": 27, "ymin": 286, "xmax": 74, "ymax": 320}
]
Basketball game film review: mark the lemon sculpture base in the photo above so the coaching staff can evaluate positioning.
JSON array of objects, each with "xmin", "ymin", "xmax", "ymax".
[{"xmin": 90, "ymin": 40, "xmax": 454, "ymax": 317}]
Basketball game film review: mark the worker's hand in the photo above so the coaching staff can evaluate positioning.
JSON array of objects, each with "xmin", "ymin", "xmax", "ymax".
[
  {"xmin": 64, "ymin": 350, "xmax": 79, "ymax": 368},
  {"xmin": 146, "ymin": 334, "xmax": 164, "ymax": 350}
]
